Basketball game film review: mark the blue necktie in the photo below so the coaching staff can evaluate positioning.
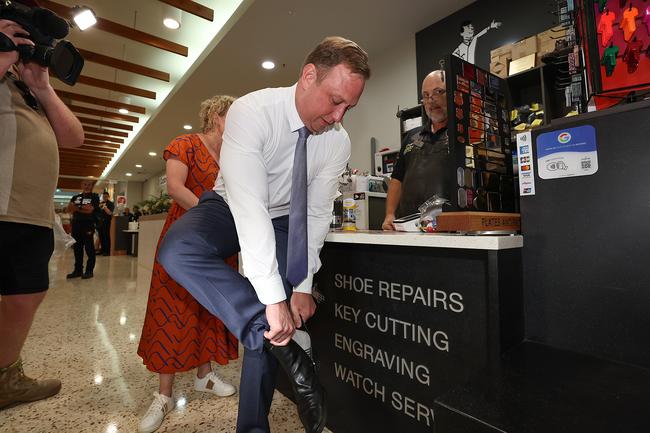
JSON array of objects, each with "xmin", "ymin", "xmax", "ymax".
[{"xmin": 286, "ymin": 126, "xmax": 311, "ymax": 287}]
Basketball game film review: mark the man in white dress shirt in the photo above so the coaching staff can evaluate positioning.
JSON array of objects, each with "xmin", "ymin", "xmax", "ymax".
[{"xmin": 158, "ymin": 36, "xmax": 369, "ymax": 433}]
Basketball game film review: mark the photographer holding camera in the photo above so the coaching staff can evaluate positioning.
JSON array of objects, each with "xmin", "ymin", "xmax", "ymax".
[{"xmin": 0, "ymin": 10, "xmax": 84, "ymax": 410}]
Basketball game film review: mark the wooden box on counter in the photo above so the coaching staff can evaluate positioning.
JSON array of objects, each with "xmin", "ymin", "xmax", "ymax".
[{"xmin": 436, "ymin": 212, "xmax": 520, "ymax": 233}]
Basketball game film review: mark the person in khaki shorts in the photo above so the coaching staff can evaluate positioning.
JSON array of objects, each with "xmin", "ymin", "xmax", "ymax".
[{"xmin": 0, "ymin": 17, "xmax": 84, "ymax": 409}]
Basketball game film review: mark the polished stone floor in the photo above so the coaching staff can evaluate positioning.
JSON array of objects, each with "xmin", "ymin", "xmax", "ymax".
[{"xmin": 1, "ymin": 251, "xmax": 323, "ymax": 433}]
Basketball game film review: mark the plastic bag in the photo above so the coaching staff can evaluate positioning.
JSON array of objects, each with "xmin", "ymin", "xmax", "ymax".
[
  {"xmin": 418, "ymin": 195, "xmax": 449, "ymax": 232},
  {"xmin": 53, "ymin": 214, "xmax": 76, "ymax": 253}
]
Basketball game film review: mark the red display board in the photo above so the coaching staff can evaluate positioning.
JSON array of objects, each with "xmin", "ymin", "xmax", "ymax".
[{"xmin": 581, "ymin": 0, "xmax": 650, "ymax": 108}]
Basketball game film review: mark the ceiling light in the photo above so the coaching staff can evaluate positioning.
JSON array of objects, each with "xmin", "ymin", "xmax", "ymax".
[
  {"xmin": 125, "ymin": 173, "xmax": 132, "ymax": 177},
  {"xmin": 183, "ymin": 124, "xmax": 192, "ymax": 130},
  {"xmin": 163, "ymin": 17, "xmax": 180, "ymax": 29},
  {"xmin": 148, "ymin": 152, "xmax": 157, "ymax": 156},
  {"xmin": 135, "ymin": 164, "xmax": 142, "ymax": 168},
  {"xmin": 163, "ymin": 6, "xmax": 182, "ymax": 30},
  {"xmin": 72, "ymin": 6, "xmax": 97, "ymax": 31},
  {"xmin": 104, "ymin": 140, "xmax": 110, "ymax": 143},
  {"xmin": 262, "ymin": 60, "xmax": 275, "ymax": 70},
  {"xmin": 118, "ymin": 108, "xmax": 129, "ymax": 114}
]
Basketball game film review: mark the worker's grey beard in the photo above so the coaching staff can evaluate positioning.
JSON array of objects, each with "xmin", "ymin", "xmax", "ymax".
[{"xmin": 427, "ymin": 108, "xmax": 447, "ymax": 124}]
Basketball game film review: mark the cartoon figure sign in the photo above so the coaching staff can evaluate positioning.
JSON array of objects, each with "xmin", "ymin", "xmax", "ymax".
[{"xmin": 452, "ymin": 19, "xmax": 502, "ymax": 64}]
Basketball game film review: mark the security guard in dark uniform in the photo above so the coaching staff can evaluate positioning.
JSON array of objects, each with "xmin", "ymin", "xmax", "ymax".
[
  {"xmin": 66, "ymin": 180, "xmax": 100, "ymax": 279},
  {"xmin": 383, "ymin": 70, "xmax": 450, "ymax": 229}
]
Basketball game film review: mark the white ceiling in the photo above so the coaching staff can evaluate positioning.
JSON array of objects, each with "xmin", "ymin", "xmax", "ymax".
[{"xmin": 54, "ymin": 0, "xmax": 473, "ymax": 184}]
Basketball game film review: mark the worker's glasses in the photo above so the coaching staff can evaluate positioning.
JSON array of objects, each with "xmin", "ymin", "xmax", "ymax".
[{"xmin": 421, "ymin": 88, "xmax": 446, "ymax": 102}]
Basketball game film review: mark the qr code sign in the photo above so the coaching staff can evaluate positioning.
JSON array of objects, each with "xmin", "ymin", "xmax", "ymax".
[{"xmin": 581, "ymin": 160, "xmax": 591, "ymax": 169}]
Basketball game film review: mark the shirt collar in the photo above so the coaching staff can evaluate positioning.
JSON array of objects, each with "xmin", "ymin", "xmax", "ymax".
[{"xmin": 286, "ymin": 84, "xmax": 305, "ymax": 133}]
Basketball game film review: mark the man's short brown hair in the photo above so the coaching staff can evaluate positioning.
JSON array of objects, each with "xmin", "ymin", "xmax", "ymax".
[{"xmin": 303, "ymin": 36, "xmax": 371, "ymax": 81}]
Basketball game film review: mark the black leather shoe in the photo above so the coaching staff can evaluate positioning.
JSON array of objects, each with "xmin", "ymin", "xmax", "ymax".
[
  {"xmin": 264, "ymin": 339, "xmax": 327, "ymax": 433},
  {"xmin": 66, "ymin": 270, "xmax": 83, "ymax": 279},
  {"xmin": 81, "ymin": 271, "xmax": 94, "ymax": 279}
]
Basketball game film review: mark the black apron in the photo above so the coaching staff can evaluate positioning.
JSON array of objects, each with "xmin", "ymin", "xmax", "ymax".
[{"xmin": 396, "ymin": 129, "xmax": 452, "ymax": 218}]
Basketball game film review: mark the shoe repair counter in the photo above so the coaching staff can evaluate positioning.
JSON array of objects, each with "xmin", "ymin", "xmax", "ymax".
[{"xmin": 288, "ymin": 231, "xmax": 523, "ymax": 433}]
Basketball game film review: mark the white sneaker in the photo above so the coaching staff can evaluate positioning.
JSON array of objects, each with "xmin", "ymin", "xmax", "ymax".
[
  {"xmin": 138, "ymin": 392, "xmax": 175, "ymax": 433},
  {"xmin": 194, "ymin": 371, "xmax": 236, "ymax": 397}
]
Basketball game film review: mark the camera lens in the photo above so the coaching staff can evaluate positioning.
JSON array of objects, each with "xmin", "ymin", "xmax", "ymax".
[{"xmin": 50, "ymin": 41, "xmax": 84, "ymax": 85}]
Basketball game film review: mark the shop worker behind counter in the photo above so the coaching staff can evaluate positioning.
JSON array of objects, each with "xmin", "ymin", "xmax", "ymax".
[
  {"xmin": 382, "ymin": 70, "xmax": 450, "ymax": 230},
  {"xmin": 0, "ymin": 19, "xmax": 84, "ymax": 409},
  {"xmin": 157, "ymin": 36, "xmax": 370, "ymax": 433}
]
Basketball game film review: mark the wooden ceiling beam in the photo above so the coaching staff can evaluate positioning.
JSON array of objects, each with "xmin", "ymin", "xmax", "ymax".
[
  {"xmin": 82, "ymin": 126, "xmax": 128, "ymax": 138},
  {"xmin": 84, "ymin": 134, "xmax": 124, "ymax": 144},
  {"xmin": 60, "ymin": 150, "xmax": 112, "ymax": 158},
  {"xmin": 38, "ymin": 0, "xmax": 188, "ymax": 56},
  {"xmin": 78, "ymin": 117, "xmax": 133, "ymax": 131},
  {"xmin": 60, "ymin": 169, "xmax": 104, "ymax": 176},
  {"xmin": 79, "ymin": 145, "xmax": 117, "ymax": 153},
  {"xmin": 59, "ymin": 161, "xmax": 110, "ymax": 169},
  {"xmin": 60, "ymin": 147, "xmax": 113, "ymax": 156},
  {"xmin": 84, "ymin": 140, "xmax": 121, "ymax": 148},
  {"xmin": 56, "ymin": 90, "xmax": 146, "ymax": 114},
  {"xmin": 59, "ymin": 164, "xmax": 107, "ymax": 170},
  {"xmin": 59, "ymin": 162, "xmax": 109, "ymax": 169},
  {"xmin": 58, "ymin": 177, "xmax": 96, "ymax": 190},
  {"xmin": 58, "ymin": 170, "xmax": 105, "ymax": 177},
  {"xmin": 60, "ymin": 149, "xmax": 114, "ymax": 158},
  {"xmin": 68, "ymin": 105, "xmax": 139, "ymax": 123},
  {"xmin": 60, "ymin": 164, "xmax": 107, "ymax": 171},
  {"xmin": 59, "ymin": 161, "xmax": 109, "ymax": 168},
  {"xmin": 158, "ymin": 0, "xmax": 214, "ymax": 21},
  {"xmin": 60, "ymin": 147, "xmax": 113, "ymax": 155},
  {"xmin": 59, "ymin": 162, "xmax": 110, "ymax": 169},
  {"xmin": 75, "ymin": 76, "xmax": 156, "ymax": 100},
  {"xmin": 77, "ymin": 49, "xmax": 170, "ymax": 82}
]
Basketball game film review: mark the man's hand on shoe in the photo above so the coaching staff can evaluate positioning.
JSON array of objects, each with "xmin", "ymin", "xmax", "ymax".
[
  {"xmin": 290, "ymin": 292, "xmax": 316, "ymax": 327},
  {"xmin": 264, "ymin": 302, "xmax": 295, "ymax": 346}
]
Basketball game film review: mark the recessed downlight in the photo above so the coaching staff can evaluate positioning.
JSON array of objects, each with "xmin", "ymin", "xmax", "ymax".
[
  {"xmin": 148, "ymin": 152, "xmax": 157, "ymax": 156},
  {"xmin": 262, "ymin": 60, "xmax": 275, "ymax": 70},
  {"xmin": 135, "ymin": 164, "xmax": 142, "ymax": 168},
  {"xmin": 118, "ymin": 108, "xmax": 129, "ymax": 114},
  {"xmin": 125, "ymin": 173, "xmax": 132, "ymax": 177},
  {"xmin": 163, "ymin": 17, "xmax": 180, "ymax": 29},
  {"xmin": 183, "ymin": 124, "xmax": 192, "ymax": 130}
]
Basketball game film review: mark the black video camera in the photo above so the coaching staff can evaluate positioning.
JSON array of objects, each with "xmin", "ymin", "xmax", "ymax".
[{"xmin": 0, "ymin": 0, "xmax": 84, "ymax": 85}]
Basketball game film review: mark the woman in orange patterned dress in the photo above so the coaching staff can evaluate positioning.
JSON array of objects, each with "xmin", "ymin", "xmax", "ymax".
[{"xmin": 137, "ymin": 95, "xmax": 239, "ymax": 433}]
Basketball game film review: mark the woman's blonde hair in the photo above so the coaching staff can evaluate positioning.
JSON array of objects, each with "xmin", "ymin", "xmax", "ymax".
[{"xmin": 199, "ymin": 95, "xmax": 236, "ymax": 133}]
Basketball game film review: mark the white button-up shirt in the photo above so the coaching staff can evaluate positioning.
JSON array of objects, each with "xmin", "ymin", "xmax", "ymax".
[{"xmin": 215, "ymin": 84, "xmax": 351, "ymax": 305}]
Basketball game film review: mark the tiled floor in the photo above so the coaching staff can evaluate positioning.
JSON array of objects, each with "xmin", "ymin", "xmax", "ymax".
[{"xmin": 1, "ymin": 251, "xmax": 324, "ymax": 433}]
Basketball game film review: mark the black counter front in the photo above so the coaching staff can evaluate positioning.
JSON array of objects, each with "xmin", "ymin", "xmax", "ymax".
[{"xmin": 277, "ymin": 232, "xmax": 524, "ymax": 433}]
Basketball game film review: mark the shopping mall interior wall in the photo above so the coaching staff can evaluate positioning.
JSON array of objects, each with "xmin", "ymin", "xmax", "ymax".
[
  {"xmin": 126, "ymin": 181, "xmax": 143, "ymax": 208},
  {"xmin": 415, "ymin": 0, "xmax": 556, "ymax": 92},
  {"xmin": 142, "ymin": 170, "xmax": 166, "ymax": 202},
  {"xmin": 345, "ymin": 35, "xmax": 419, "ymax": 173}
]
